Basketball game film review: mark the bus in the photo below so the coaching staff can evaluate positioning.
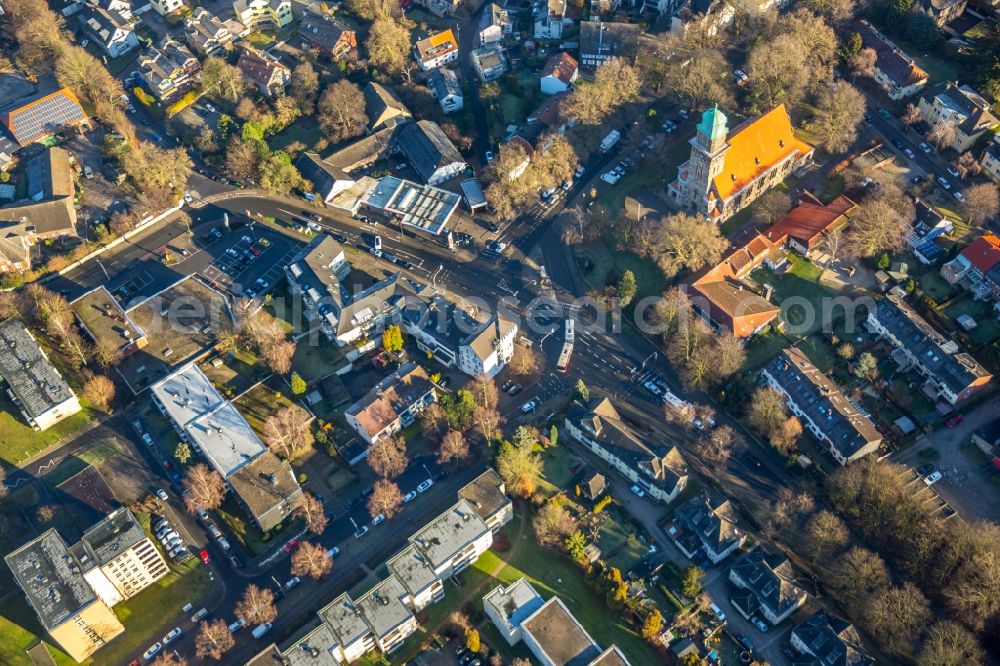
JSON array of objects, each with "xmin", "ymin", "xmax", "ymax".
[{"xmin": 556, "ymin": 319, "xmax": 575, "ymax": 373}]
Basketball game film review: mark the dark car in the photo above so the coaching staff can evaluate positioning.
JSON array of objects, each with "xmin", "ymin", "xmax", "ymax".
[
  {"xmin": 486, "ymin": 222, "xmax": 498, "ymax": 232},
  {"xmin": 917, "ymin": 463, "xmax": 935, "ymax": 476},
  {"xmin": 737, "ymin": 634, "xmax": 754, "ymax": 652},
  {"xmin": 332, "ymin": 232, "xmax": 348, "ymax": 243},
  {"xmin": 780, "ymin": 645, "xmax": 796, "ymax": 659},
  {"xmin": 399, "ymin": 260, "xmax": 414, "ymax": 269}
]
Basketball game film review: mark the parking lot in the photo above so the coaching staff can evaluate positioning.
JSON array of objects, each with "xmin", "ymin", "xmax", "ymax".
[{"xmin": 201, "ymin": 232, "xmax": 298, "ymax": 297}]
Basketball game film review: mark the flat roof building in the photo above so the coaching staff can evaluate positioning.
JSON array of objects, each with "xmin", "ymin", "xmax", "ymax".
[
  {"xmin": 484, "ymin": 578, "xmax": 545, "ymax": 644},
  {"xmin": 458, "ymin": 468, "xmax": 513, "ymax": 532},
  {"xmin": 0, "ymin": 319, "xmax": 81, "ymax": 431},
  {"xmin": 71, "ymin": 286, "xmax": 148, "ymax": 358},
  {"xmin": 409, "ymin": 499, "xmax": 492, "ymax": 579},
  {"xmin": 521, "ymin": 597, "xmax": 603, "ymax": 666}
]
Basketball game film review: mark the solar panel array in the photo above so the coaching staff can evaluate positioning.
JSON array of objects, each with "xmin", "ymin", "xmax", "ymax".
[{"xmin": 7, "ymin": 93, "xmax": 85, "ymax": 146}]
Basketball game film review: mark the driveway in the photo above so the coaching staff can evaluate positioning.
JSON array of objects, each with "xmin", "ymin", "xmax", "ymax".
[{"xmin": 890, "ymin": 393, "xmax": 1000, "ymax": 524}]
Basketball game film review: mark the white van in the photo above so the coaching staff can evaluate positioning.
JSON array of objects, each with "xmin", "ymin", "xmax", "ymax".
[{"xmin": 251, "ymin": 623, "xmax": 273, "ymax": 639}]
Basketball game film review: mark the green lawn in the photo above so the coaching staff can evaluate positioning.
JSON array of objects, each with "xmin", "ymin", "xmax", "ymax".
[
  {"xmin": 461, "ymin": 514, "xmax": 658, "ymax": 663},
  {"xmin": 919, "ymin": 271, "xmax": 958, "ymax": 302},
  {"xmin": 292, "ymin": 341, "xmax": 349, "ymax": 383},
  {"xmin": 943, "ymin": 295, "xmax": 1000, "ymax": 345},
  {"xmin": 598, "ymin": 510, "xmax": 650, "ymax": 573},
  {"xmin": 270, "ymin": 116, "xmax": 325, "ymax": 155},
  {"xmin": 96, "ymin": 561, "xmax": 215, "ymax": 666},
  {"xmin": 796, "ymin": 335, "xmax": 838, "ymax": 373},
  {"xmin": 539, "ymin": 443, "xmax": 584, "ymax": 492},
  {"xmin": 577, "ymin": 239, "xmax": 668, "ymax": 301},
  {"xmin": 818, "ymin": 174, "xmax": 845, "ymax": 203},
  {"xmin": 719, "ymin": 206, "xmax": 753, "ymax": 237},
  {"xmin": 752, "ymin": 254, "xmax": 842, "ymax": 336},
  {"xmin": 0, "ymin": 397, "xmax": 99, "ymax": 465},
  {"xmin": 263, "ymin": 282, "xmax": 309, "ymax": 335},
  {"xmin": 741, "ymin": 328, "xmax": 792, "ymax": 371},
  {"xmin": 235, "ymin": 382, "xmax": 302, "ymax": 434}
]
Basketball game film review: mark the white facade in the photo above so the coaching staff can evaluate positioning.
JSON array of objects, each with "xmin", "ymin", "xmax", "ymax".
[
  {"xmin": 233, "ymin": 0, "xmax": 293, "ymax": 28},
  {"xmin": 540, "ymin": 71, "xmax": 575, "ymax": 95},
  {"xmin": 150, "ymin": 0, "xmax": 184, "ymax": 14}
]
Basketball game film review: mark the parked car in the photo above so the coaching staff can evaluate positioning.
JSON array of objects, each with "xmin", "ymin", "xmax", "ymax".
[
  {"xmin": 937, "ymin": 176, "xmax": 952, "ymax": 190},
  {"xmin": 946, "ymin": 415, "xmax": 963, "ymax": 428},
  {"xmin": 229, "ymin": 619, "xmax": 246, "ymax": 633},
  {"xmin": 417, "ymin": 479, "xmax": 434, "ymax": 493},
  {"xmin": 283, "ymin": 539, "xmax": 299, "ymax": 553},
  {"xmin": 709, "ymin": 603, "xmax": 726, "ymax": 621},
  {"xmin": 919, "ymin": 142, "xmax": 933, "ymax": 154},
  {"xmin": 371, "ymin": 514, "xmax": 386, "ymax": 526},
  {"xmin": 520, "ymin": 400, "xmax": 537, "ymax": 413},
  {"xmin": 251, "ymin": 623, "xmax": 273, "ymax": 639},
  {"xmin": 326, "ymin": 547, "xmax": 341, "ymax": 558},
  {"xmin": 630, "ymin": 484, "xmax": 645, "ymax": 498},
  {"xmin": 953, "ymin": 190, "xmax": 965, "ymax": 203},
  {"xmin": 947, "ymin": 166, "xmax": 961, "ymax": 178},
  {"xmin": 200, "ymin": 549, "xmax": 211, "ymax": 564},
  {"xmin": 751, "ymin": 617, "xmax": 769, "ymax": 632},
  {"xmin": 904, "ymin": 147, "xmax": 916, "ymax": 160},
  {"xmin": 355, "ymin": 525, "xmax": 369, "ymax": 538},
  {"xmin": 737, "ymin": 634, "xmax": 754, "ymax": 651},
  {"xmin": 162, "ymin": 628, "xmax": 182, "ymax": 645},
  {"xmin": 404, "ymin": 490, "xmax": 418, "ymax": 502},
  {"xmin": 191, "ymin": 608, "xmax": 208, "ymax": 622},
  {"xmin": 507, "ymin": 384, "xmax": 523, "ymax": 396},
  {"xmin": 924, "ymin": 470, "xmax": 943, "ymax": 485},
  {"xmin": 155, "ymin": 488, "xmax": 168, "ymax": 501},
  {"xmin": 142, "ymin": 643, "xmax": 162, "ymax": 660},
  {"xmin": 284, "ymin": 576, "xmax": 301, "ymax": 590}
]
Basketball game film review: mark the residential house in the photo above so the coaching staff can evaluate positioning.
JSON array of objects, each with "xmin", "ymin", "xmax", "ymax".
[
  {"xmin": 527, "ymin": 92, "xmax": 575, "ymax": 135},
  {"xmin": 790, "ymin": 611, "xmax": 873, "ymax": 665},
  {"xmin": 394, "ymin": 120, "xmax": 466, "ymax": 185},
  {"xmin": 418, "ymin": 0, "xmax": 460, "ymax": 17},
  {"xmin": 91, "ymin": 0, "xmax": 133, "ymax": 18},
  {"xmin": 71, "ymin": 286, "xmax": 149, "ymax": 359},
  {"xmin": 71, "ymin": 509, "xmax": 168, "ymax": 607},
  {"xmin": 540, "ymin": 51, "xmax": 578, "ymax": 95},
  {"xmin": 409, "ymin": 499, "xmax": 492, "ymax": 579},
  {"xmin": 866, "ymin": 293, "xmax": 992, "ymax": 405},
  {"xmin": 427, "ymin": 68, "xmax": 464, "ymax": 113},
  {"xmin": 581, "ymin": 472, "xmax": 606, "ymax": 501},
  {"xmin": 83, "ymin": 6, "xmax": 138, "ymax": 58},
  {"xmin": 150, "ymin": 363, "xmax": 303, "ymax": 531},
  {"xmin": 298, "ymin": 10, "xmax": 358, "ymax": 61},
  {"xmin": 983, "ymin": 136, "xmax": 1000, "ymax": 184},
  {"xmin": 237, "ymin": 47, "xmax": 291, "ymax": 98},
  {"xmin": 762, "ymin": 348, "xmax": 883, "ymax": 465},
  {"xmin": 1, "ymin": 88, "xmax": 90, "ymax": 148},
  {"xmin": 688, "ymin": 234, "xmax": 784, "ymax": 338},
  {"xmin": 855, "ymin": 20, "xmax": 928, "ymax": 100},
  {"xmin": 387, "ymin": 546, "xmax": 445, "ymax": 611},
  {"xmin": 670, "ymin": 0, "xmax": 736, "ymax": 40},
  {"xmin": 138, "ymin": 38, "xmax": 201, "ymax": 102},
  {"xmin": 484, "ymin": 579, "xmax": 546, "ymax": 645},
  {"xmin": 285, "ymin": 234, "xmax": 413, "ymax": 343},
  {"xmin": 344, "ymin": 363, "xmax": 437, "ymax": 445},
  {"xmin": 728, "ymin": 546, "xmax": 808, "ymax": 626},
  {"xmin": 521, "ymin": 597, "xmax": 617, "ymax": 666},
  {"xmin": 414, "ymin": 29, "xmax": 459, "ymax": 71},
  {"xmin": 908, "ymin": 198, "xmax": 953, "ymax": 263},
  {"xmin": 579, "ymin": 22, "xmax": 641, "ymax": 69},
  {"xmin": 183, "ymin": 8, "xmax": 233, "ymax": 56},
  {"xmin": 671, "ymin": 104, "xmax": 814, "ymax": 221},
  {"xmin": 941, "ymin": 234, "xmax": 1000, "ymax": 299},
  {"xmin": 0, "ymin": 147, "xmax": 80, "ymax": 256},
  {"xmin": 917, "ymin": 82, "xmax": 998, "ymax": 152},
  {"xmin": 400, "ymin": 294, "xmax": 517, "ymax": 377},
  {"xmin": 764, "ymin": 193, "xmax": 856, "ymax": 257},
  {"xmin": 471, "ymin": 45, "xmax": 508, "ymax": 82},
  {"xmin": 565, "ymin": 396, "xmax": 689, "ymax": 503},
  {"xmin": 363, "ymin": 82, "xmax": 412, "ymax": 132},
  {"xmin": 232, "ymin": 0, "xmax": 293, "ymax": 29},
  {"xmin": 534, "ymin": 0, "xmax": 566, "ymax": 40},
  {"xmin": 364, "ymin": 176, "xmax": 461, "ymax": 235},
  {"xmin": 352, "ymin": 576, "xmax": 419, "ymax": 654},
  {"xmin": 5, "ymin": 530, "xmax": 125, "ymax": 663},
  {"xmin": 458, "ymin": 468, "xmax": 514, "ymax": 533},
  {"xmin": 0, "ymin": 319, "xmax": 82, "ymax": 431},
  {"xmin": 150, "ymin": 0, "xmax": 184, "ymax": 15},
  {"xmin": 296, "ymin": 153, "xmax": 356, "ymax": 203},
  {"xmin": 669, "ymin": 493, "xmax": 746, "ymax": 563},
  {"xmin": 919, "ymin": 0, "xmax": 967, "ymax": 25},
  {"xmin": 0, "ymin": 231, "xmax": 29, "ymax": 273},
  {"xmin": 319, "ymin": 594, "xmax": 377, "ymax": 663},
  {"xmin": 479, "ymin": 3, "xmax": 512, "ymax": 44}
]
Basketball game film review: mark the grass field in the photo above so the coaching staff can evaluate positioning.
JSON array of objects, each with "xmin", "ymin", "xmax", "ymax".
[
  {"xmin": 292, "ymin": 341, "xmax": 349, "ymax": 383},
  {"xmin": 796, "ymin": 335, "xmax": 838, "ymax": 373},
  {"xmin": 943, "ymin": 295, "xmax": 1000, "ymax": 345},
  {"xmin": 578, "ymin": 239, "xmax": 668, "ymax": 301},
  {"xmin": 753, "ymin": 254, "xmax": 842, "ymax": 336},
  {"xmin": 270, "ymin": 116, "xmax": 324, "ymax": 155},
  {"xmin": 599, "ymin": 510, "xmax": 650, "ymax": 573},
  {"xmin": 235, "ymin": 382, "xmax": 303, "ymax": 435},
  {"xmin": 461, "ymin": 514, "xmax": 658, "ymax": 663},
  {"xmin": 0, "ymin": 396, "xmax": 99, "ymax": 465},
  {"xmin": 920, "ymin": 271, "xmax": 958, "ymax": 302}
]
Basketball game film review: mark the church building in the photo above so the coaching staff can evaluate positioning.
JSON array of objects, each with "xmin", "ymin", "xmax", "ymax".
[{"xmin": 669, "ymin": 105, "xmax": 814, "ymax": 221}]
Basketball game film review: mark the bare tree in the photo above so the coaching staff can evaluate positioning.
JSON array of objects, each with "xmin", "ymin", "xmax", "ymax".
[
  {"xmin": 438, "ymin": 429, "xmax": 470, "ymax": 464},
  {"xmin": 805, "ymin": 510, "xmax": 849, "ymax": 563},
  {"xmin": 366, "ymin": 19, "xmax": 413, "ymax": 82},
  {"xmin": 563, "ymin": 58, "xmax": 641, "ymax": 125},
  {"xmin": 650, "ymin": 213, "xmax": 729, "ymax": 278},
  {"xmin": 802, "ymin": 0, "xmax": 856, "ymax": 22},
  {"xmin": 368, "ymin": 436, "xmax": 408, "ymax": 479},
  {"xmin": 829, "ymin": 546, "xmax": 890, "ymax": 605},
  {"xmin": 290, "ymin": 541, "xmax": 333, "ymax": 580},
  {"xmin": 294, "ymin": 493, "xmax": 328, "ymax": 535},
  {"xmin": 420, "ymin": 402, "xmax": 449, "ymax": 439},
  {"xmin": 195, "ymin": 619, "xmax": 235, "ymax": 660},
  {"xmin": 470, "ymin": 373, "xmax": 499, "ymax": 410},
  {"xmin": 83, "ymin": 374, "xmax": 115, "ymax": 412},
  {"xmin": 810, "ymin": 81, "xmax": 866, "ymax": 152},
  {"xmin": 151, "ymin": 653, "xmax": 187, "ymax": 666},
  {"xmin": 532, "ymin": 503, "xmax": 578, "ymax": 548},
  {"xmin": 926, "ymin": 120, "xmax": 957, "ymax": 151},
  {"xmin": 955, "ymin": 152, "xmax": 982, "ymax": 178},
  {"xmin": 846, "ymin": 199, "xmax": 911, "ymax": 257},
  {"xmin": 697, "ymin": 425, "xmax": 737, "ymax": 464},
  {"xmin": 864, "ymin": 583, "xmax": 931, "ymax": 656},
  {"xmin": 200, "ymin": 57, "xmax": 246, "ymax": 102},
  {"xmin": 661, "ymin": 47, "xmax": 735, "ymax": 110},
  {"xmin": 848, "ymin": 47, "xmax": 877, "ymax": 79},
  {"xmin": 747, "ymin": 33, "xmax": 811, "ymax": 107},
  {"xmin": 507, "ymin": 346, "xmax": 542, "ymax": 378},
  {"xmin": 263, "ymin": 407, "xmax": 313, "ymax": 460},
  {"xmin": 472, "ymin": 405, "xmax": 504, "ymax": 442},
  {"xmin": 290, "ymin": 62, "xmax": 320, "ymax": 114},
  {"xmin": 746, "ymin": 387, "xmax": 788, "ymax": 440},
  {"xmin": 317, "ymin": 80, "xmax": 368, "ymax": 143},
  {"xmin": 235, "ymin": 584, "xmax": 277, "ymax": 626},
  {"xmin": 261, "ymin": 339, "xmax": 296, "ymax": 374},
  {"xmin": 819, "ymin": 226, "xmax": 845, "ymax": 263},
  {"xmin": 368, "ymin": 479, "xmax": 404, "ymax": 519},
  {"xmin": 901, "ymin": 103, "xmax": 922, "ymax": 126},
  {"xmin": 183, "ymin": 464, "xmax": 226, "ymax": 513},
  {"xmin": 959, "ymin": 183, "xmax": 1000, "ymax": 226},
  {"xmin": 751, "ymin": 190, "xmax": 793, "ymax": 226},
  {"xmin": 713, "ymin": 334, "xmax": 747, "ymax": 381},
  {"xmin": 917, "ymin": 621, "xmax": 985, "ymax": 666},
  {"xmin": 770, "ymin": 416, "xmax": 803, "ymax": 454}
]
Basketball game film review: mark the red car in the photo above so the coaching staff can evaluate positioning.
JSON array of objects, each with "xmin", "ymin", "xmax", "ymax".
[
  {"xmin": 946, "ymin": 415, "xmax": 963, "ymax": 428},
  {"xmin": 200, "ymin": 550, "xmax": 211, "ymax": 564},
  {"xmin": 282, "ymin": 539, "xmax": 298, "ymax": 553}
]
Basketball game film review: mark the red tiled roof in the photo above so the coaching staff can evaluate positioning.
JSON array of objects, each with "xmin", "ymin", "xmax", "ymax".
[
  {"xmin": 961, "ymin": 235, "xmax": 1000, "ymax": 273},
  {"xmin": 541, "ymin": 51, "xmax": 578, "ymax": 85},
  {"xmin": 765, "ymin": 194, "xmax": 856, "ymax": 250}
]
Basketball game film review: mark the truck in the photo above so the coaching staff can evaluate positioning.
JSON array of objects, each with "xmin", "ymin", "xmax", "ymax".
[{"xmin": 600, "ymin": 129, "xmax": 621, "ymax": 153}]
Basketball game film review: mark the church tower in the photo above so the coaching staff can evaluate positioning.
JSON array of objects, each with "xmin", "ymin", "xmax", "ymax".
[{"xmin": 683, "ymin": 106, "xmax": 730, "ymax": 217}]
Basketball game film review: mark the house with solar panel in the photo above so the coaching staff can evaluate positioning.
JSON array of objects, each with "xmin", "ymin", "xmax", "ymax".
[{"xmin": 1, "ymin": 88, "xmax": 90, "ymax": 149}]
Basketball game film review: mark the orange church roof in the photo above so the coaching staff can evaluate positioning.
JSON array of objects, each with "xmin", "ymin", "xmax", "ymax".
[{"xmin": 711, "ymin": 105, "xmax": 813, "ymax": 201}]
